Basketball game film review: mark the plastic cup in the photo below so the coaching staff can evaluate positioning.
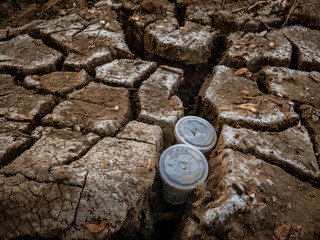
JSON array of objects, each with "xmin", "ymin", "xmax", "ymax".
[
  {"xmin": 174, "ymin": 116, "xmax": 217, "ymax": 153},
  {"xmin": 159, "ymin": 144, "xmax": 209, "ymax": 204}
]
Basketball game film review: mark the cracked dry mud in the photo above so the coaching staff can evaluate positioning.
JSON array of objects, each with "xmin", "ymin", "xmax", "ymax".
[{"xmin": 0, "ymin": 0, "xmax": 320, "ymax": 240}]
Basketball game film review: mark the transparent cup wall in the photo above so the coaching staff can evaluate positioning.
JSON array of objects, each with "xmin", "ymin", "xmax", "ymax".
[{"xmin": 162, "ymin": 181, "xmax": 194, "ymax": 205}]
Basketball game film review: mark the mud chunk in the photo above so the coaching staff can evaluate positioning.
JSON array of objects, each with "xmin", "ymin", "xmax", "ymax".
[
  {"xmin": 0, "ymin": 74, "xmax": 56, "ymax": 124},
  {"xmin": 0, "ymin": 118, "xmax": 32, "ymax": 166},
  {"xmin": 282, "ymin": 26, "xmax": 320, "ymax": 71},
  {"xmin": 0, "ymin": 74, "xmax": 28, "ymax": 95},
  {"xmin": 43, "ymin": 82, "xmax": 131, "ymax": 136},
  {"xmin": 24, "ymin": 69, "xmax": 92, "ymax": 96},
  {"xmin": 199, "ymin": 65, "xmax": 299, "ymax": 131},
  {"xmin": 184, "ymin": 5, "xmax": 212, "ymax": 26},
  {"xmin": 62, "ymin": 21, "xmax": 131, "ymax": 73},
  {"xmin": 216, "ymin": 125, "xmax": 319, "ymax": 181},
  {"xmin": 95, "ymin": 59, "xmax": 157, "ymax": 88},
  {"xmin": 53, "ymin": 136, "xmax": 159, "ymax": 239},
  {"xmin": 144, "ymin": 18, "xmax": 217, "ymax": 65},
  {"xmin": 258, "ymin": 67, "xmax": 320, "ymax": 108},
  {"xmin": 181, "ymin": 149, "xmax": 320, "ymax": 239},
  {"xmin": 34, "ymin": 14, "xmax": 89, "ymax": 40},
  {"xmin": 300, "ymin": 105, "xmax": 320, "ymax": 164},
  {"xmin": 0, "ymin": 127, "xmax": 100, "ymax": 182},
  {"xmin": 220, "ymin": 30, "xmax": 291, "ymax": 71},
  {"xmin": 119, "ymin": 0, "xmax": 175, "ymax": 54},
  {"xmin": 290, "ymin": 4, "xmax": 320, "ymax": 32},
  {"xmin": 138, "ymin": 66, "xmax": 184, "ymax": 146},
  {"xmin": 212, "ymin": 10, "xmax": 254, "ymax": 34},
  {"xmin": 116, "ymin": 120, "xmax": 163, "ymax": 152},
  {"xmin": 254, "ymin": 2, "xmax": 284, "ymax": 29},
  {"xmin": 0, "ymin": 29, "xmax": 6, "ymax": 41},
  {"xmin": 0, "ymin": 35, "xmax": 62, "ymax": 75},
  {"xmin": 0, "ymin": 174, "xmax": 82, "ymax": 239},
  {"xmin": 7, "ymin": 20, "xmax": 45, "ymax": 39}
]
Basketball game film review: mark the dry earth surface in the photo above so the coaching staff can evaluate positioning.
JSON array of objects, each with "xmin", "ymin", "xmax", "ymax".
[{"xmin": 0, "ymin": 0, "xmax": 320, "ymax": 239}]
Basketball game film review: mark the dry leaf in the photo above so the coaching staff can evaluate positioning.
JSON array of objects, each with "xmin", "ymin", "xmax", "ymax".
[
  {"xmin": 241, "ymin": 90, "xmax": 250, "ymax": 95},
  {"xmin": 196, "ymin": 41, "xmax": 203, "ymax": 45},
  {"xmin": 179, "ymin": 26, "xmax": 188, "ymax": 30},
  {"xmin": 0, "ymin": 85, "xmax": 3, "ymax": 91},
  {"xmin": 259, "ymin": 30, "xmax": 268, "ymax": 37},
  {"xmin": 235, "ymin": 68, "xmax": 248, "ymax": 75},
  {"xmin": 218, "ymin": 106, "xmax": 232, "ymax": 111},
  {"xmin": 287, "ymin": 203, "xmax": 292, "ymax": 210},
  {"xmin": 239, "ymin": 103, "xmax": 257, "ymax": 112},
  {"xmin": 236, "ymin": 51, "xmax": 244, "ymax": 56},
  {"xmin": 86, "ymin": 222, "xmax": 107, "ymax": 233},
  {"xmin": 234, "ymin": 45, "xmax": 241, "ymax": 49},
  {"xmin": 310, "ymin": 72, "xmax": 320, "ymax": 83},
  {"xmin": 248, "ymin": 43, "xmax": 256, "ymax": 49}
]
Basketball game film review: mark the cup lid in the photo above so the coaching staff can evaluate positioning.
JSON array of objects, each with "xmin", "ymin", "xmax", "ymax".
[
  {"xmin": 159, "ymin": 144, "xmax": 209, "ymax": 190},
  {"xmin": 175, "ymin": 116, "xmax": 217, "ymax": 153}
]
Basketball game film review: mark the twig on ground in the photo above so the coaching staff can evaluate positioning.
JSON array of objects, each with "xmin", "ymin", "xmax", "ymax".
[
  {"xmin": 282, "ymin": 0, "xmax": 301, "ymax": 27},
  {"xmin": 113, "ymin": 46, "xmax": 135, "ymax": 57},
  {"xmin": 11, "ymin": 131, "xmax": 40, "ymax": 140},
  {"xmin": 222, "ymin": 0, "xmax": 226, "ymax": 9},
  {"xmin": 232, "ymin": 0, "xmax": 272, "ymax": 13},
  {"xmin": 159, "ymin": 65, "xmax": 183, "ymax": 75}
]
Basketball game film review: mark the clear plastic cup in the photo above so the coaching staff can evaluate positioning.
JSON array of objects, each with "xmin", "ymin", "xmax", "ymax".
[
  {"xmin": 159, "ymin": 144, "xmax": 209, "ymax": 204},
  {"xmin": 174, "ymin": 116, "xmax": 217, "ymax": 153}
]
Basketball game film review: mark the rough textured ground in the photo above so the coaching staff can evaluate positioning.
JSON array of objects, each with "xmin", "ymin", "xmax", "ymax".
[{"xmin": 0, "ymin": 0, "xmax": 320, "ymax": 240}]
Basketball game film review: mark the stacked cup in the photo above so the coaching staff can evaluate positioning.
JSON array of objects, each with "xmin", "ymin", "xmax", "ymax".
[{"xmin": 159, "ymin": 116, "xmax": 218, "ymax": 204}]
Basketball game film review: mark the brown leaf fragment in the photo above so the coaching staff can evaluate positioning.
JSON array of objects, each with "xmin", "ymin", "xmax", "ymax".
[
  {"xmin": 235, "ymin": 51, "xmax": 244, "ymax": 56},
  {"xmin": 8, "ymin": 141, "xmax": 21, "ymax": 149},
  {"xmin": 196, "ymin": 41, "xmax": 204, "ymax": 45},
  {"xmin": 310, "ymin": 72, "xmax": 320, "ymax": 83},
  {"xmin": 0, "ymin": 85, "xmax": 3, "ymax": 91},
  {"xmin": 179, "ymin": 26, "xmax": 188, "ymax": 30},
  {"xmin": 239, "ymin": 103, "xmax": 257, "ymax": 112},
  {"xmin": 281, "ymin": 105, "xmax": 290, "ymax": 121},
  {"xmin": 218, "ymin": 106, "xmax": 232, "ymax": 111},
  {"xmin": 259, "ymin": 30, "xmax": 268, "ymax": 37},
  {"xmin": 248, "ymin": 43, "xmax": 256, "ymax": 49},
  {"xmin": 234, "ymin": 45, "xmax": 241, "ymax": 49},
  {"xmin": 86, "ymin": 221, "xmax": 107, "ymax": 233},
  {"xmin": 235, "ymin": 68, "xmax": 248, "ymax": 75},
  {"xmin": 241, "ymin": 90, "xmax": 250, "ymax": 95},
  {"xmin": 274, "ymin": 224, "xmax": 291, "ymax": 240}
]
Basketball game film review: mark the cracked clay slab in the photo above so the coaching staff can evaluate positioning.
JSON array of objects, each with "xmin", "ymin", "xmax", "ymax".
[
  {"xmin": 0, "ymin": 74, "xmax": 56, "ymax": 124},
  {"xmin": 43, "ymin": 82, "xmax": 131, "ymax": 136},
  {"xmin": 216, "ymin": 125, "xmax": 319, "ymax": 181},
  {"xmin": 62, "ymin": 21, "xmax": 131, "ymax": 73},
  {"xmin": 0, "ymin": 34, "xmax": 63, "ymax": 75},
  {"xmin": 220, "ymin": 29, "xmax": 291, "ymax": 71},
  {"xmin": 0, "ymin": 127, "xmax": 100, "ymax": 182},
  {"xmin": 258, "ymin": 67, "xmax": 320, "ymax": 108},
  {"xmin": 0, "ymin": 117, "xmax": 32, "ymax": 166},
  {"xmin": 138, "ymin": 66, "xmax": 184, "ymax": 146},
  {"xmin": 282, "ymin": 25, "xmax": 320, "ymax": 72},
  {"xmin": 24, "ymin": 69, "xmax": 92, "ymax": 96},
  {"xmin": 95, "ymin": 59, "xmax": 157, "ymax": 88},
  {"xmin": 116, "ymin": 120, "xmax": 163, "ymax": 152},
  {"xmin": 182, "ymin": 148, "xmax": 320, "ymax": 239},
  {"xmin": 0, "ymin": 174, "xmax": 82, "ymax": 239},
  {"xmin": 199, "ymin": 65, "xmax": 299, "ymax": 131},
  {"xmin": 51, "ymin": 136, "xmax": 159, "ymax": 239},
  {"xmin": 144, "ymin": 18, "xmax": 217, "ymax": 65}
]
